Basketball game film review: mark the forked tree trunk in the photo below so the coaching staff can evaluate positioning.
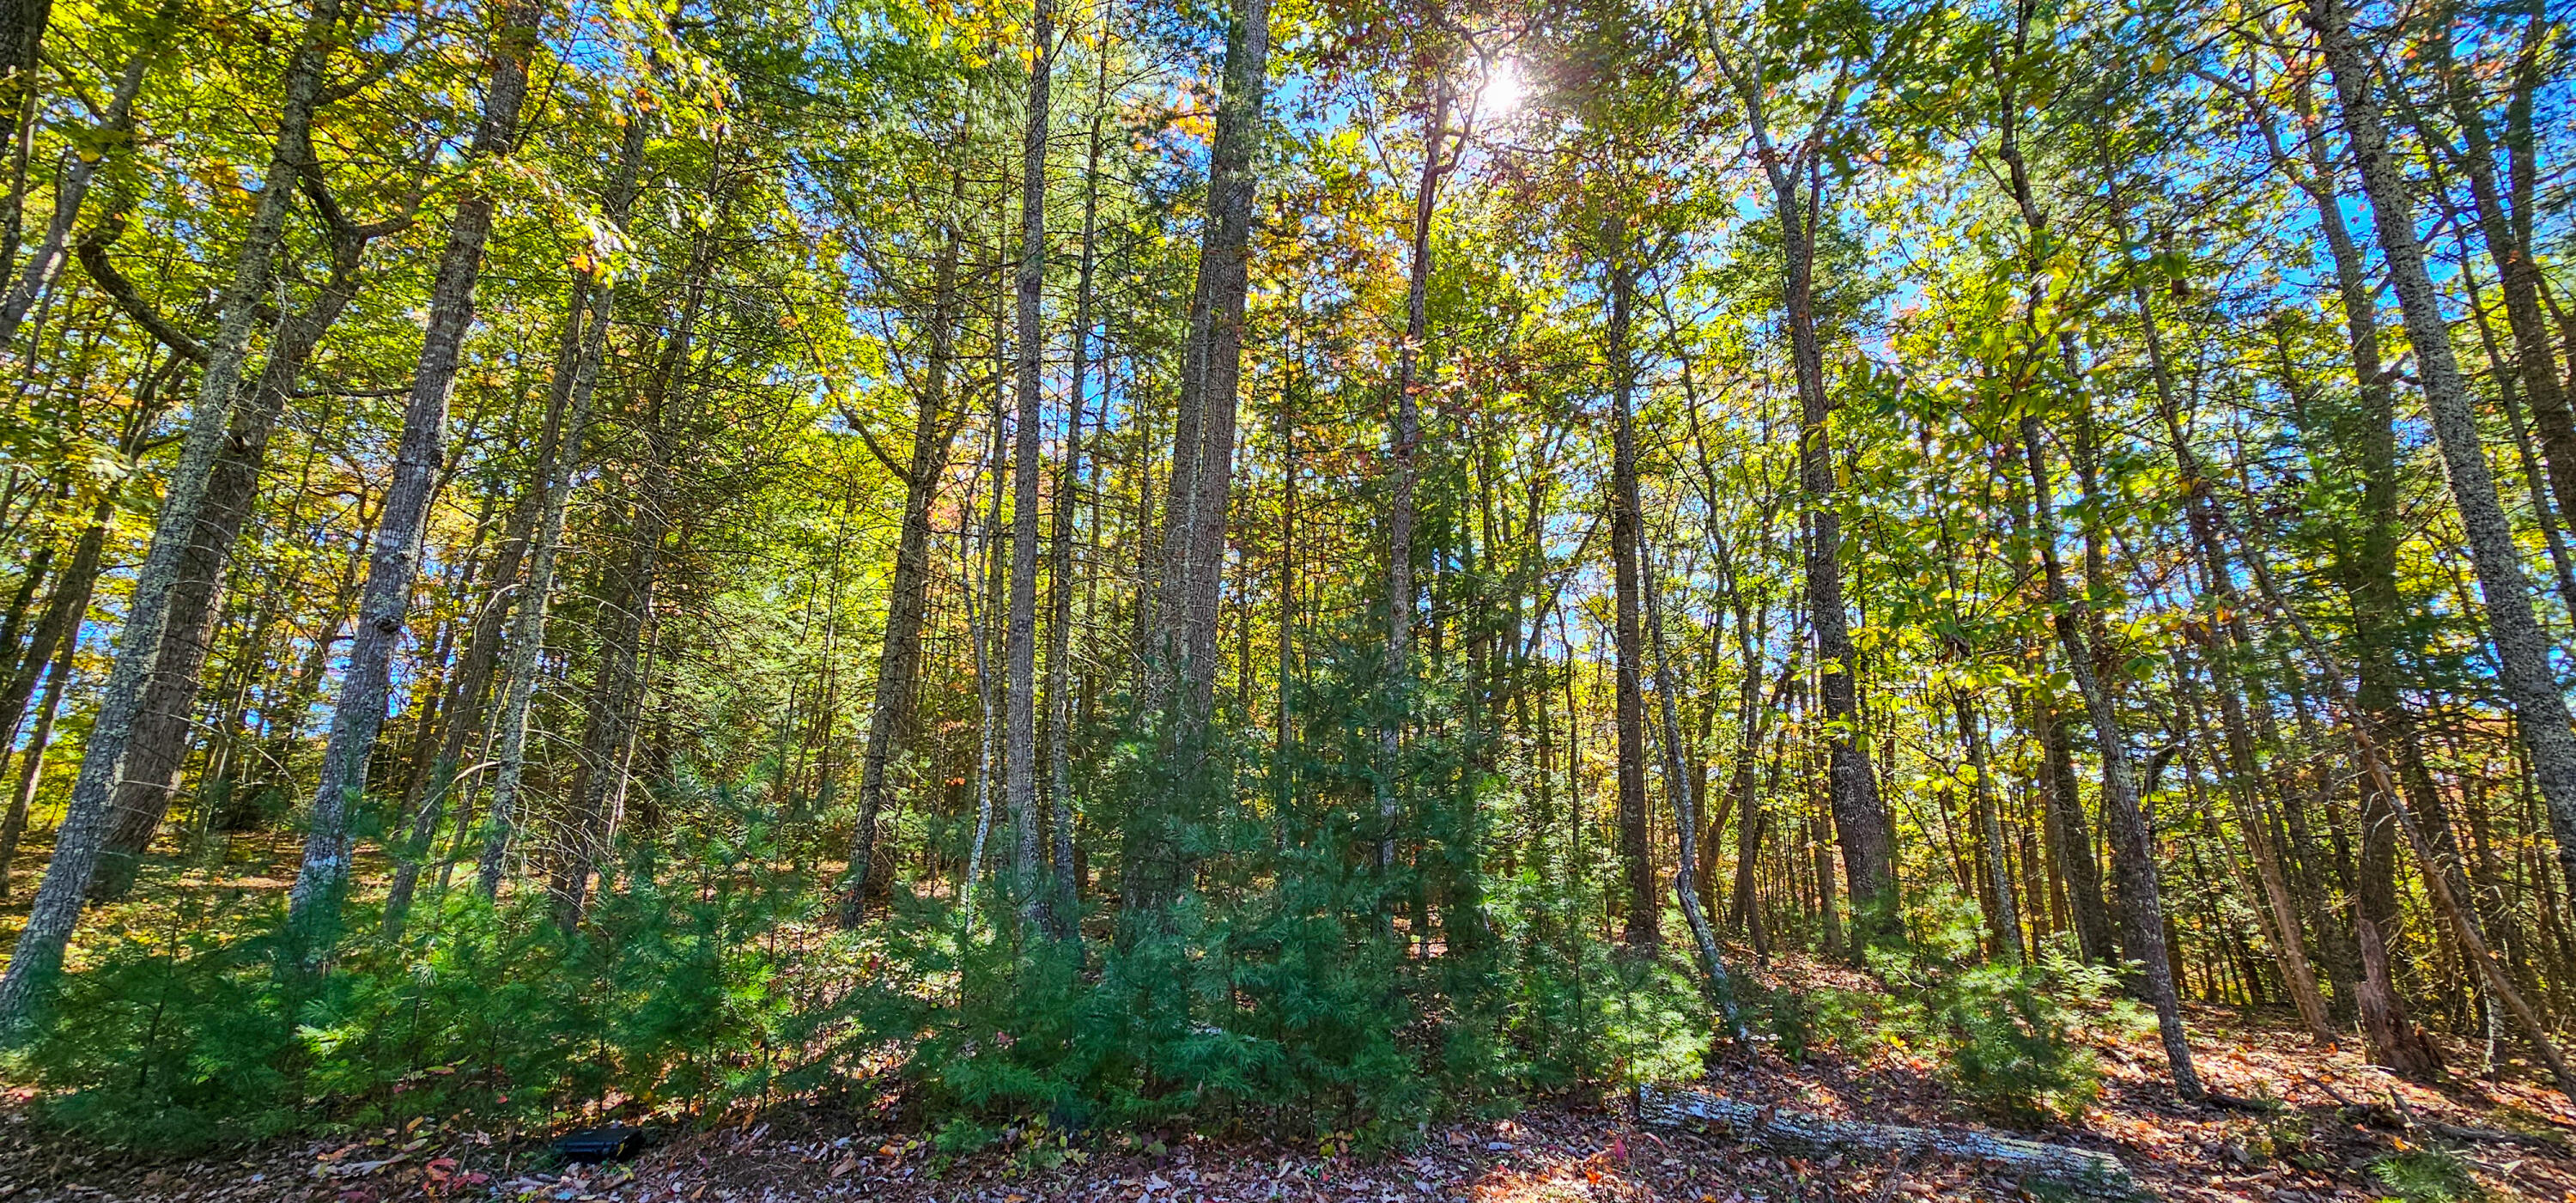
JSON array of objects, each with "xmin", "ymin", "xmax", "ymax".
[{"xmin": 841, "ymin": 172, "xmax": 965, "ymax": 924}]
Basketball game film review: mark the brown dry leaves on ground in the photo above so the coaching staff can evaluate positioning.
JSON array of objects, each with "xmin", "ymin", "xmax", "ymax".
[{"xmin": 4, "ymin": 994, "xmax": 2573, "ymax": 1203}]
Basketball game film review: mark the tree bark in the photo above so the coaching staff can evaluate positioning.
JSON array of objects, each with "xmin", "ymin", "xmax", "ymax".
[
  {"xmin": 1643, "ymin": 526, "xmax": 1743, "ymax": 1038},
  {"xmin": 89, "ymin": 189, "xmax": 386, "ymax": 902}
]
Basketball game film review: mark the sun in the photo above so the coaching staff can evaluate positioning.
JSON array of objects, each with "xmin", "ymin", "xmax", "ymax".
[{"xmin": 1479, "ymin": 58, "xmax": 1526, "ymax": 118}]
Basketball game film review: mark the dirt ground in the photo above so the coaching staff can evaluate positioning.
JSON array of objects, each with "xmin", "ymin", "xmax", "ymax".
[{"xmin": 5, "ymin": 991, "xmax": 2573, "ymax": 1203}]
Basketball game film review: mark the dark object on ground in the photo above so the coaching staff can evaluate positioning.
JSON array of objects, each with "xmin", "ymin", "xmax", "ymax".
[{"xmin": 553, "ymin": 1126, "xmax": 647, "ymax": 1164}]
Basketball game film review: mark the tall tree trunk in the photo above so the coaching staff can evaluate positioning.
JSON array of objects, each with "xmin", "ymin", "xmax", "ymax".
[
  {"xmin": 2123, "ymin": 217, "xmax": 2336, "ymax": 1040},
  {"xmin": 2307, "ymin": 0, "xmax": 2576, "ymax": 933},
  {"xmin": 380, "ymin": 495, "xmax": 525, "ymax": 933},
  {"xmin": 840, "ymin": 173, "xmax": 965, "ymax": 924},
  {"xmin": 1005, "ymin": 0, "xmax": 1054, "ymax": 930},
  {"xmin": 1045, "ymin": 22, "xmax": 1109, "ymax": 943},
  {"xmin": 0, "ymin": 0, "xmax": 343, "ymax": 1032},
  {"xmin": 475, "ymin": 119, "xmax": 665, "ymax": 902},
  {"xmin": 550, "ymin": 470, "xmax": 667, "ymax": 929},
  {"xmin": 2020, "ymin": 419, "xmax": 2204, "ymax": 1100},
  {"xmin": 1605, "ymin": 240, "xmax": 1657, "ymax": 950},
  {"xmin": 1149, "ymin": 0, "xmax": 1270, "ymax": 723},
  {"xmin": 1375, "ymin": 78, "xmax": 1448, "ymax": 879},
  {"xmin": 286, "ymin": 0, "xmax": 544, "ymax": 959},
  {"xmin": 1122, "ymin": 0, "xmax": 1267, "ymax": 926},
  {"xmin": 1713, "ymin": 55, "xmax": 1894, "ymax": 945}
]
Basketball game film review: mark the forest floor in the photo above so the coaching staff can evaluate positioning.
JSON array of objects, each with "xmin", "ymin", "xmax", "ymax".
[{"xmin": 6, "ymin": 954, "xmax": 2575, "ymax": 1203}]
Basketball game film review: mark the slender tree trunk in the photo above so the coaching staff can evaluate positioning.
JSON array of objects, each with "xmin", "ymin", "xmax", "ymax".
[
  {"xmin": 0, "ymin": 615, "xmax": 72, "ymax": 899},
  {"xmin": 2123, "ymin": 219, "xmax": 2336, "ymax": 1040},
  {"xmin": 550, "ymin": 467, "xmax": 668, "ymax": 929},
  {"xmin": 0, "ymin": 492, "xmax": 107, "ymax": 772},
  {"xmin": 1643, "ymin": 526, "xmax": 1743, "ymax": 1037},
  {"xmin": 0, "ymin": 0, "xmax": 343, "ymax": 1032},
  {"xmin": 287, "ymin": 0, "xmax": 544, "ymax": 959},
  {"xmin": 2020, "ymin": 418, "xmax": 2203, "ymax": 1100},
  {"xmin": 380, "ymin": 496, "xmax": 524, "ymax": 933},
  {"xmin": 1045, "ymin": 24, "xmax": 1109, "ymax": 943},
  {"xmin": 0, "ymin": 14, "xmax": 161, "ymax": 351},
  {"xmin": 841, "ymin": 173, "xmax": 965, "ymax": 924},
  {"xmin": 1956, "ymin": 690, "xmax": 2022, "ymax": 963},
  {"xmin": 1005, "ymin": 0, "xmax": 1054, "ymax": 930},
  {"xmin": 1604, "ymin": 241, "xmax": 1657, "ymax": 950},
  {"xmin": 2428, "ymin": 16, "xmax": 2576, "ymax": 527}
]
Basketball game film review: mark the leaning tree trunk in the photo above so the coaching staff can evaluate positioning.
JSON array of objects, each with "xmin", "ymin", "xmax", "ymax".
[
  {"xmin": 0, "ymin": 14, "xmax": 161, "ymax": 351},
  {"xmin": 0, "ymin": 496, "xmax": 105, "ymax": 899},
  {"xmin": 1642, "ymin": 526, "xmax": 1746, "ymax": 1040},
  {"xmin": 0, "ymin": 613, "xmax": 74, "ymax": 899},
  {"xmin": 840, "ymin": 174, "xmax": 964, "ymax": 924},
  {"xmin": 2021, "ymin": 418, "xmax": 2204, "ymax": 1101},
  {"xmin": 285, "ymin": 0, "xmax": 544, "ymax": 963},
  {"xmin": 90, "ymin": 201, "xmax": 383, "ymax": 902},
  {"xmin": 2307, "ymin": 0, "xmax": 2576, "ymax": 927},
  {"xmin": 0, "ymin": 0, "xmax": 344, "ymax": 1033},
  {"xmin": 2430, "ymin": 17, "xmax": 2576, "ymax": 528}
]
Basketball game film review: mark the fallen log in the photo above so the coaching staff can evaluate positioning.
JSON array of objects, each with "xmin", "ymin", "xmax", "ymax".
[{"xmin": 1638, "ymin": 1085, "xmax": 2136, "ymax": 1192}]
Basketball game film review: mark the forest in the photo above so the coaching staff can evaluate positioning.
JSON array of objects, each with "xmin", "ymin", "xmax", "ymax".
[{"xmin": 0, "ymin": 0, "xmax": 2571, "ymax": 1197}]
